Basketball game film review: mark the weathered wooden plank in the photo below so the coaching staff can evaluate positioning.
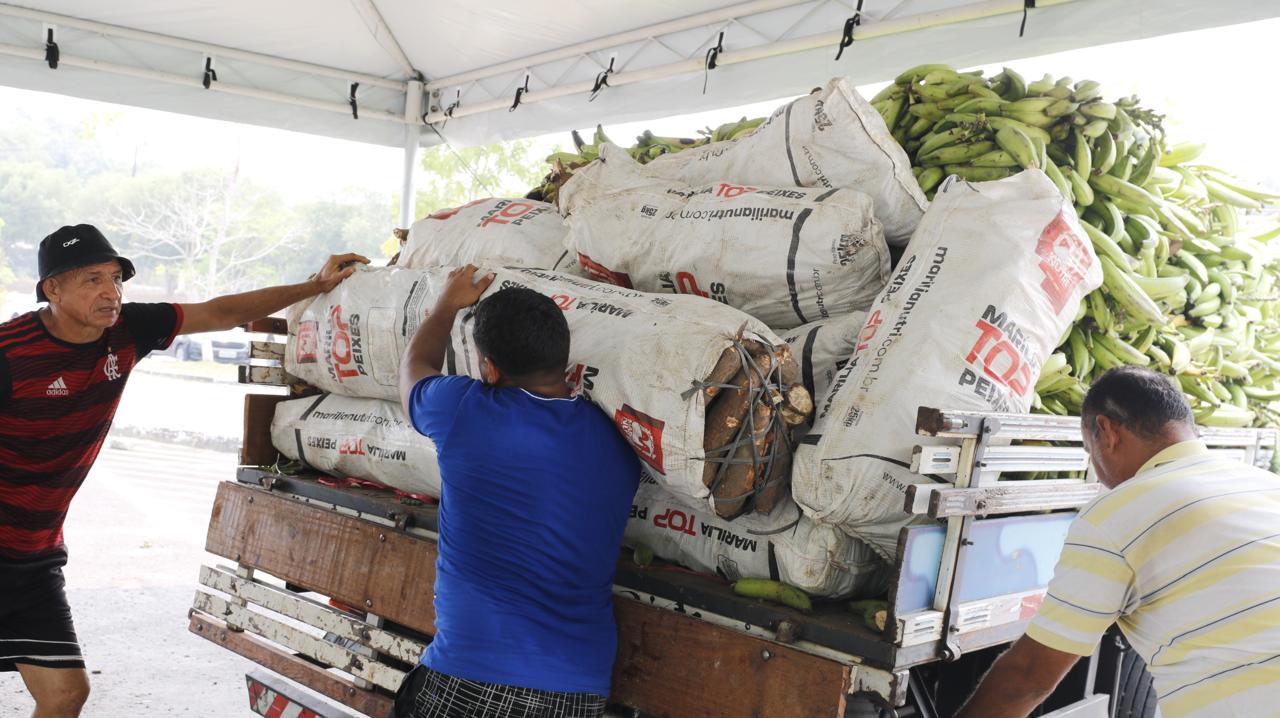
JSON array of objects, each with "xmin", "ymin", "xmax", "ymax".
[
  {"xmin": 189, "ymin": 612, "xmax": 393, "ymax": 717},
  {"xmin": 241, "ymin": 394, "xmax": 288, "ymax": 467},
  {"xmin": 240, "ymin": 365, "xmax": 289, "ymax": 386},
  {"xmin": 193, "ymin": 591, "xmax": 406, "ymax": 691},
  {"xmin": 206, "ymin": 482, "xmax": 438, "ymax": 634},
  {"xmin": 243, "ymin": 317, "xmax": 289, "ymax": 335},
  {"xmin": 610, "ymin": 598, "xmax": 855, "ymax": 718},
  {"xmin": 200, "ymin": 565, "xmax": 427, "ymax": 664},
  {"xmin": 250, "ymin": 341, "xmax": 285, "ymax": 363}
]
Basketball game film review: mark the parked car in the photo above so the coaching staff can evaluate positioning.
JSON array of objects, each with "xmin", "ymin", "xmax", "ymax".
[{"xmin": 157, "ymin": 328, "xmax": 252, "ymax": 363}]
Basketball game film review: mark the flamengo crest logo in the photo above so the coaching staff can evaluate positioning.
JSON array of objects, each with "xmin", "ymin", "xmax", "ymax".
[
  {"xmin": 615, "ymin": 404, "xmax": 665, "ymax": 472},
  {"xmin": 104, "ymin": 352, "xmax": 121, "ymax": 381}
]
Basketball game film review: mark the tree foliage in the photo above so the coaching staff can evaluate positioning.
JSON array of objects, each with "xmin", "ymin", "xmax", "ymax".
[{"xmin": 414, "ymin": 139, "xmax": 547, "ymax": 217}]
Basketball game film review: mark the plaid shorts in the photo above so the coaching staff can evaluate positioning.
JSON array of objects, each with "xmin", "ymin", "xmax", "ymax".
[{"xmin": 394, "ymin": 665, "xmax": 606, "ymax": 718}]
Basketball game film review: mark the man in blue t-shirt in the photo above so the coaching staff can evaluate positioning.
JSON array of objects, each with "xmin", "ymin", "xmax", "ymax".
[{"xmin": 393, "ymin": 265, "xmax": 640, "ymax": 718}]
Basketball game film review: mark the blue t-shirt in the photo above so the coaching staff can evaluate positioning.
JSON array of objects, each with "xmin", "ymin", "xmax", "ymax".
[{"xmin": 408, "ymin": 375, "xmax": 640, "ymax": 697}]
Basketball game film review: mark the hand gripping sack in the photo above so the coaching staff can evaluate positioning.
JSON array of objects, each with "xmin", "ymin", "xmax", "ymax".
[
  {"xmin": 780, "ymin": 311, "xmax": 867, "ymax": 417},
  {"xmin": 400, "ymin": 198, "xmax": 575, "ymax": 271},
  {"xmin": 792, "ymin": 171, "xmax": 1103, "ymax": 560},
  {"xmin": 559, "ymin": 144, "xmax": 890, "ymax": 330},
  {"xmin": 641, "ymin": 77, "xmax": 927, "ymax": 245},
  {"xmin": 271, "ymin": 393, "xmax": 442, "ymax": 498},
  {"xmin": 624, "ymin": 473, "xmax": 889, "ymax": 598},
  {"xmin": 284, "ymin": 265, "xmax": 798, "ymax": 513}
]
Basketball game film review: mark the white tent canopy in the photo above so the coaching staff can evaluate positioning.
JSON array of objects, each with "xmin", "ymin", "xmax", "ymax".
[{"xmin": 2, "ymin": 0, "xmax": 1278, "ymax": 221}]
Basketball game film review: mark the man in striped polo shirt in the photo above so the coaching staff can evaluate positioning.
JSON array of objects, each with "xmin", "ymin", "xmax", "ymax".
[
  {"xmin": 959, "ymin": 366, "xmax": 1280, "ymax": 717},
  {"xmin": 0, "ymin": 224, "xmax": 367, "ymax": 717}
]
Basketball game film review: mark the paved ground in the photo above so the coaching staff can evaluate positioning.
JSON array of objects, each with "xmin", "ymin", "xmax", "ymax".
[{"xmin": 1, "ymin": 375, "xmax": 269, "ymax": 716}]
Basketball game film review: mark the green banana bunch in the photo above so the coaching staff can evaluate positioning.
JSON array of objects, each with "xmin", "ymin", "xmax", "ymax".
[{"xmin": 866, "ymin": 62, "xmax": 1280, "ymax": 427}]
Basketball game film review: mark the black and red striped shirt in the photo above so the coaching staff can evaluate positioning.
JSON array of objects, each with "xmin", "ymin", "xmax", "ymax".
[{"xmin": 0, "ymin": 304, "xmax": 182, "ymax": 561}]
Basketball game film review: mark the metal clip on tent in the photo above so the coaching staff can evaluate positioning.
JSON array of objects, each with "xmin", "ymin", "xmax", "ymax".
[
  {"xmin": 349, "ymin": 82, "xmax": 359, "ymax": 119},
  {"xmin": 443, "ymin": 90, "xmax": 460, "ymax": 119},
  {"xmin": 702, "ymin": 31, "xmax": 725, "ymax": 95},
  {"xmin": 509, "ymin": 75, "xmax": 530, "ymax": 112},
  {"xmin": 1020, "ymin": 0, "xmax": 1036, "ymax": 37},
  {"xmin": 202, "ymin": 57, "xmax": 217, "ymax": 89},
  {"xmin": 589, "ymin": 57, "xmax": 615, "ymax": 102},
  {"xmin": 834, "ymin": 0, "xmax": 864, "ymax": 61},
  {"xmin": 44, "ymin": 27, "xmax": 58, "ymax": 69}
]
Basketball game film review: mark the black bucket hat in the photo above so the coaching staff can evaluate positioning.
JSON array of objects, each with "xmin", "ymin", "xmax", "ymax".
[{"xmin": 36, "ymin": 224, "xmax": 136, "ymax": 302}]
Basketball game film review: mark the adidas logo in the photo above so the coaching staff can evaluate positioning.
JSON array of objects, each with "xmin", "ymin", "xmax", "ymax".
[{"xmin": 47, "ymin": 377, "xmax": 69, "ymax": 397}]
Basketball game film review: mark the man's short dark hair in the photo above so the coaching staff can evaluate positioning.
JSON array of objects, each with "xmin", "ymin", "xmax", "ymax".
[
  {"xmin": 472, "ymin": 287, "xmax": 570, "ymax": 378},
  {"xmin": 1081, "ymin": 366, "xmax": 1194, "ymax": 439}
]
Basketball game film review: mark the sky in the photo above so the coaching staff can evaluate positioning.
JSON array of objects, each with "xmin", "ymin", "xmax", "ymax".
[{"xmin": 0, "ymin": 17, "xmax": 1277, "ymax": 206}]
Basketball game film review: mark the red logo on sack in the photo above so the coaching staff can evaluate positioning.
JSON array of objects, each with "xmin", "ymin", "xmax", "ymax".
[
  {"xmin": 295, "ymin": 320, "xmax": 319, "ymax": 364},
  {"xmin": 577, "ymin": 252, "xmax": 633, "ymax": 288},
  {"xmin": 966, "ymin": 314, "xmax": 1033, "ymax": 397},
  {"xmin": 478, "ymin": 200, "xmax": 538, "ymax": 227},
  {"xmin": 675, "ymin": 272, "xmax": 708, "ymax": 298},
  {"xmin": 616, "ymin": 404, "xmax": 665, "ymax": 471},
  {"xmin": 338, "ymin": 438, "xmax": 365, "ymax": 456},
  {"xmin": 565, "ymin": 363, "xmax": 598, "ymax": 394},
  {"xmin": 715, "ymin": 182, "xmax": 759, "ymax": 199},
  {"xmin": 550, "ymin": 294, "xmax": 575, "ymax": 311},
  {"xmin": 427, "ymin": 198, "xmax": 488, "ymax": 221},
  {"xmin": 330, "ymin": 305, "xmax": 362, "ymax": 382},
  {"xmin": 855, "ymin": 309, "xmax": 884, "ymax": 353},
  {"xmin": 653, "ymin": 507, "xmax": 697, "ymax": 536},
  {"xmin": 1036, "ymin": 212, "xmax": 1094, "ymax": 314}
]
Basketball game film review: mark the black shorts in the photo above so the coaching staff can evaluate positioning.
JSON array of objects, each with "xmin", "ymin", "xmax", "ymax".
[
  {"xmin": 390, "ymin": 665, "xmax": 606, "ymax": 718},
  {"xmin": 0, "ymin": 550, "xmax": 85, "ymax": 672}
]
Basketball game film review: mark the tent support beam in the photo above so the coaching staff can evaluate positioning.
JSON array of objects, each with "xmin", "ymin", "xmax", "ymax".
[
  {"xmin": 400, "ymin": 79, "xmax": 424, "ymax": 227},
  {"xmin": 0, "ymin": 2, "xmax": 406, "ymax": 91},
  {"xmin": 0, "ymin": 42, "xmax": 409, "ymax": 124},
  {"xmin": 348, "ymin": 0, "xmax": 417, "ymax": 79},
  {"xmin": 424, "ymin": 0, "xmax": 808, "ymax": 92},
  {"xmin": 423, "ymin": 0, "xmax": 1074, "ymax": 124}
]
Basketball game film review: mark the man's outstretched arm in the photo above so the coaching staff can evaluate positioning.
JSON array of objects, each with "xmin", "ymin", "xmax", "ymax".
[
  {"xmin": 398, "ymin": 265, "xmax": 495, "ymax": 418},
  {"xmin": 177, "ymin": 253, "xmax": 370, "ymax": 335},
  {"xmin": 955, "ymin": 635, "xmax": 1081, "ymax": 718}
]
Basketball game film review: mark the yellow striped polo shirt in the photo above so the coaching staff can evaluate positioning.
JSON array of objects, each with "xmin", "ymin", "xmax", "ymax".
[{"xmin": 1026, "ymin": 439, "xmax": 1280, "ymax": 717}]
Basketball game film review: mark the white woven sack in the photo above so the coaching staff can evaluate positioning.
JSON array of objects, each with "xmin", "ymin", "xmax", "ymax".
[
  {"xmin": 559, "ymin": 144, "xmax": 889, "ymax": 330},
  {"xmin": 640, "ymin": 77, "xmax": 927, "ymax": 245},
  {"xmin": 780, "ymin": 312, "xmax": 867, "ymax": 417},
  {"xmin": 792, "ymin": 171, "xmax": 1103, "ymax": 560},
  {"xmin": 400, "ymin": 198, "xmax": 576, "ymax": 272},
  {"xmin": 623, "ymin": 474, "xmax": 888, "ymax": 598},
  {"xmin": 271, "ymin": 393, "xmax": 442, "ymax": 498},
  {"xmin": 284, "ymin": 265, "xmax": 783, "ymax": 510}
]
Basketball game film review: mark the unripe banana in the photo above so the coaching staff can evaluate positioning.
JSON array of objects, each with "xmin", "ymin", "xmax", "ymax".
[
  {"xmin": 994, "ymin": 125, "xmax": 1040, "ymax": 170},
  {"xmin": 1080, "ymin": 101, "xmax": 1118, "ymax": 120},
  {"xmin": 1101, "ymin": 256, "xmax": 1167, "ymax": 326},
  {"xmin": 1045, "ymin": 99, "xmax": 1079, "ymax": 117},
  {"xmin": 1093, "ymin": 130, "xmax": 1118, "ymax": 174},
  {"xmin": 733, "ymin": 578, "xmax": 812, "ymax": 613},
  {"xmin": 920, "ymin": 141, "xmax": 997, "ymax": 166},
  {"xmin": 944, "ymin": 165, "xmax": 1017, "ymax": 182},
  {"xmin": 917, "ymin": 166, "xmax": 946, "ymax": 194},
  {"xmin": 1082, "ymin": 119, "xmax": 1110, "ymax": 138},
  {"xmin": 1068, "ymin": 167, "xmax": 1095, "ymax": 206},
  {"xmin": 984, "ymin": 116, "xmax": 1053, "ymax": 144},
  {"xmin": 1159, "ymin": 142, "xmax": 1206, "ymax": 167}
]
